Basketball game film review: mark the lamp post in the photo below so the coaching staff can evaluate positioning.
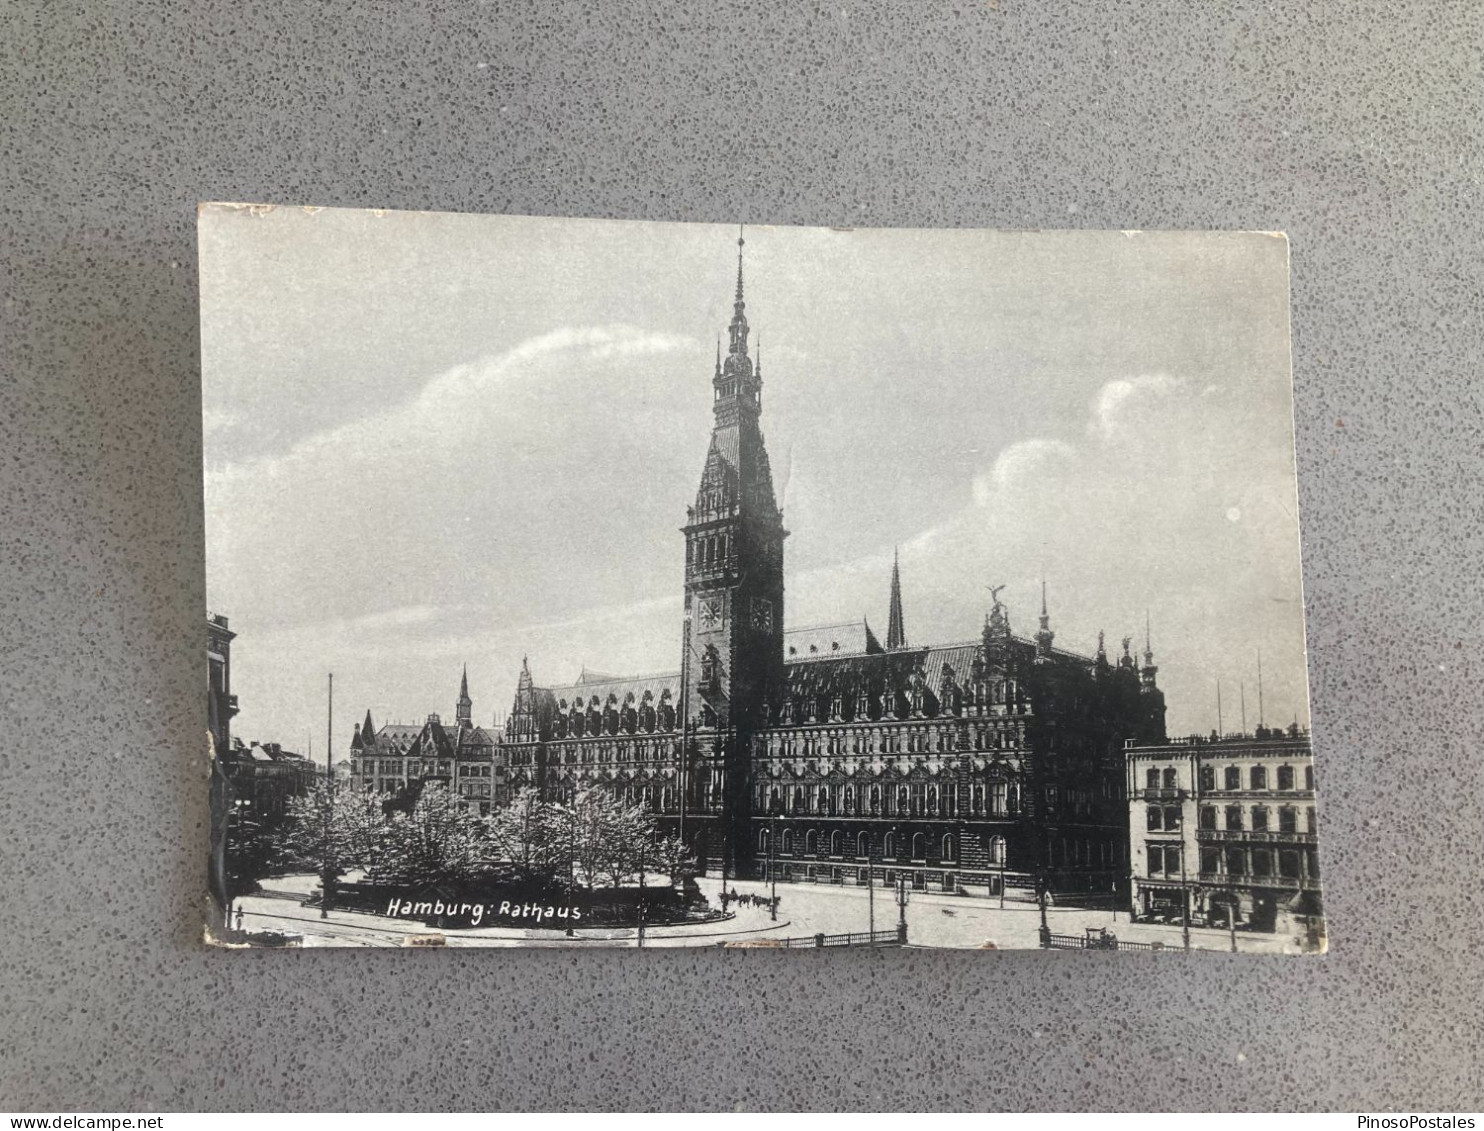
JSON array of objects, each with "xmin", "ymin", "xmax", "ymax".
[
  {"xmin": 895, "ymin": 871, "xmax": 910, "ymax": 945},
  {"xmin": 769, "ymin": 812, "xmax": 778, "ymax": 920},
  {"xmin": 321, "ymin": 672, "xmax": 333, "ymax": 920},
  {"xmin": 565, "ymin": 792, "xmax": 577, "ymax": 938}
]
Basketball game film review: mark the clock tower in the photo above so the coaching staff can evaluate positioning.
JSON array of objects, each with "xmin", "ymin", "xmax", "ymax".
[{"xmin": 680, "ymin": 229, "xmax": 786, "ymax": 875}]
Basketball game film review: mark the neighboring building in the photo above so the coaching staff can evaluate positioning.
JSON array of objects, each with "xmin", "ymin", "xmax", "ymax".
[
  {"xmin": 207, "ymin": 613, "xmax": 238, "ymax": 755},
  {"xmin": 1126, "ymin": 727, "xmax": 1322, "ymax": 937},
  {"xmin": 495, "ymin": 233, "xmax": 1168, "ymax": 902},
  {"xmin": 348, "ymin": 666, "xmax": 502, "ymax": 817},
  {"xmin": 219, "ymin": 739, "xmax": 319, "ymax": 818}
]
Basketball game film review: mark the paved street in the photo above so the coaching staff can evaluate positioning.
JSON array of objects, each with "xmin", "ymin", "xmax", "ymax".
[{"xmin": 222, "ymin": 873, "xmax": 1306, "ymax": 953}]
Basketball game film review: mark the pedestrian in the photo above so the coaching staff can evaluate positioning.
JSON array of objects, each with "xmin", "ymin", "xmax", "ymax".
[{"xmin": 234, "ymin": 904, "xmax": 244, "ymax": 931}]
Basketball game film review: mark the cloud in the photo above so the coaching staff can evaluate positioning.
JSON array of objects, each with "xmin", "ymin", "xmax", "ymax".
[
  {"xmin": 1089, "ymin": 373, "xmax": 1183, "ymax": 440},
  {"xmin": 208, "ymin": 324, "xmax": 693, "ymax": 483},
  {"xmin": 971, "ymin": 439, "xmax": 1076, "ymax": 506}
]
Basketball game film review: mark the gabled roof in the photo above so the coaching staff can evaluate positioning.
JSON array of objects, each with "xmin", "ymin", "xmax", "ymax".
[
  {"xmin": 544, "ymin": 671, "xmax": 681, "ymax": 709},
  {"xmin": 783, "ymin": 621, "xmax": 882, "ymax": 660}
]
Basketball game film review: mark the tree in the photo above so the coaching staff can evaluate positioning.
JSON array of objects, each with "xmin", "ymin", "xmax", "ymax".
[
  {"xmin": 487, "ymin": 787, "xmax": 564, "ymax": 878},
  {"xmin": 372, "ymin": 783, "xmax": 487, "ymax": 887},
  {"xmin": 223, "ymin": 804, "xmax": 293, "ymax": 900},
  {"xmin": 648, "ymin": 833, "xmax": 696, "ymax": 886},
  {"xmin": 280, "ymin": 781, "xmax": 390, "ymax": 880}
]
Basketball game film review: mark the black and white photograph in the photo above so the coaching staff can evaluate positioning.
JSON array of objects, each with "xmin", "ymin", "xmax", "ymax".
[{"xmin": 201, "ymin": 207, "xmax": 1321, "ymax": 952}]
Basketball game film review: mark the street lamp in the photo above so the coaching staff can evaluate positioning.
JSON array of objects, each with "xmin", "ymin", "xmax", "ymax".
[{"xmin": 768, "ymin": 812, "xmax": 778, "ymax": 920}]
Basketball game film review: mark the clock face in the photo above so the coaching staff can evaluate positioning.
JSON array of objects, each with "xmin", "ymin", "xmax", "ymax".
[
  {"xmin": 751, "ymin": 597, "xmax": 773, "ymax": 633},
  {"xmin": 698, "ymin": 596, "xmax": 722, "ymax": 630}
]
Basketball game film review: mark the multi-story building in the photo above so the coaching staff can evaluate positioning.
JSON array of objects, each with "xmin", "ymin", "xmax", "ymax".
[
  {"xmin": 1126, "ymin": 728, "xmax": 1322, "ymax": 937},
  {"xmin": 348, "ymin": 667, "xmax": 502, "ymax": 816},
  {"xmin": 207, "ymin": 613, "xmax": 239, "ymax": 755},
  {"xmin": 219, "ymin": 739, "xmax": 320, "ymax": 817},
  {"xmin": 492, "ymin": 232, "xmax": 1167, "ymax": 902},
  {"xmin": 207, "ymin": 613, "xmax": 318, "ymax": 815}
]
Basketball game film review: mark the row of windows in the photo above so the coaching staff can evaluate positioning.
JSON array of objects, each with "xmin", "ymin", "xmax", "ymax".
[
  {"xmin": 1199, "ymin": 804, "xmax": 1315, "ymax": 834},
  {"xmin": 549, "ymin": 703, "xmax": 679, "ymax": 738},
  {"xmin": 1145, "ymin": 844, "xmax": 1321, "ymax": 880},
  {"xmin": 1148, "ymin": 803, "xmax": 1317, "ymax": 834},
  {"xmin": 1144, "ymin": 764, "xmax": 1314, "ymax": 792},
  {"xmin": 764, "ymin": 721, "xmax": 1025, "ymax": 757},
  {"xmin": 555, "ymin": 740, "xmax": 684, "ymax": 766},
  {"xmin": 758, "ymin": 782, "xmax": 1021, "ymax": 818},
  {"xmin": 759, "ymin": 828, "xmax": 992, "ymax": 864},
  {"xmin": 357, "ymin": 759, "xmax": 495, "ymax": 778}
]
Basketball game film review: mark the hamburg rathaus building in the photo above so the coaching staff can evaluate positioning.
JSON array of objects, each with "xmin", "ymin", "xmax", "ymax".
[{"xmin": 497, "ymin": 233, "xmax": 1167, "ymax": 904}]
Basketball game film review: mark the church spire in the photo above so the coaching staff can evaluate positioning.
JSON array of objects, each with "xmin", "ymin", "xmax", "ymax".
[
  {"xmin": 886, "ymin": 548, "xmax": 906, "ymax": 650},
  {"xmin": 456, "ymin": 663, "xmax": 472, "ymax": 727}
]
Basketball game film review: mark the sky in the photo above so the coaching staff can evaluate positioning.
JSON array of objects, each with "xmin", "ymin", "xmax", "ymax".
[{"xmin": 200, "ymin": 208, "xmax": 1309, "ymax": 756}]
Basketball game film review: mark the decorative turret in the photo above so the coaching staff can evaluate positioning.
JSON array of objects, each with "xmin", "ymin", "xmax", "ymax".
[
  {"xmin": 1035, "ymin": 579, "xmax": 1055, "ymax": 662},
  {"xmin": 360, "ymin": 709, "xmax": 376, "ymax": 747},
  {"xmin": 983, "ymin": 584, "xmax": 1012, "ymax": 664},
  {"xmin": 1140, "ymin": 613, "xmax": 1159, "ymax": 691},
  {"xmin": 886, "ymin": 548, "xmax": 907, "ymax": 651},
  {"xmin": 506, "ymin": 656, "xmax": 542, "ymax": 743}
]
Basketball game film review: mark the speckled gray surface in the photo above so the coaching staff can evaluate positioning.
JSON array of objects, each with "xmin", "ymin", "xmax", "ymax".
[{"xmin": 3, "ymin": 0, "xmax": 1482, "ymax": 1112}]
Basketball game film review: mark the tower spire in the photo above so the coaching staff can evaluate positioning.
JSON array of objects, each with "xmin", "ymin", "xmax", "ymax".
[
  {"xmin": 886, "ymin": 548, "xmax": 906, "ymax": 650},
  {"xmin": 456, "ymin": 662, "xmax": 473, "ymax": 727},
  {"xmin": 1035, "ymin": 578, "xmax": 1055, "ymax": 661},
  {"xmin": 736, "ymin": 224, "xmax": 745, "ymax": 302},
  {"xmin": 726, "ymin": 225, "xmax": 750, "ymax": 359}
]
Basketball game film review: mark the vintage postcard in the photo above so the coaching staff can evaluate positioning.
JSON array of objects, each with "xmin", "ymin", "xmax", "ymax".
[{"xmin": 201, "ymin": 207, "xmax": 1321, "ymax": 952}]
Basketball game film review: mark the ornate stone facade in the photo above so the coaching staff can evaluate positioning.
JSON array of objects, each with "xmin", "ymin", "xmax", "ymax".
[{"xmin": 493, "ymin": 233, "xmax": 1169, "ymax": 903}]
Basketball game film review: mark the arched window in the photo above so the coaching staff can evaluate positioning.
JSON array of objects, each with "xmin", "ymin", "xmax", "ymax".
[
  {"xmin": 883, "ymin": 832, "xmax": 896, "ymax": 858},
  {"xmin": 1162, "ymin": 767, "xmax": 1177, "ymax": 789},
  {"xmin": 781, "ymin": 829, "xmax": 794, "ymax": 855},
  {"xmin": 843, "ymin": 786, "xmax": 855, "ymax": 814},
  {"xmin": 1146, "ymin": 767, "xmax": 1159, "ymax": 790},
  {"xmin": 792, "ymin": 786, "xmax": 805, "ymax": 813},
  {"xmin": 897, "ymin": 786, "xmax": 909, "ymax": 814},
  {"xmin": 973, "ymin": 785, "xmax": 984, "ymax": 815},
  {"xmin": 830, "ymin": 830, "xmax": 842, "ymax": 856},
  {"xmin": 805, "ymin": 829, "xmax": 818, "ymax": 855},
  {"xmin": 927, "ymin": 786, "xmax": 938, "ymax": 814},
  {"xmin": 941, "ymin": 834, "xmax": 955, "ymax": 862},
  {"xmin": 1251, "ymin": 766, "xmax": 1268, "ymax": 790},
  {"xmin": 758, "ymin": 828, "xmax": 769, "ymax": 852},
  {"xmin": 989, "ymin": 835, "xmax": 1007, "ymax": 865},
  {"xmin": 911, "ymin": 832, "xmax": 926, "ymax": 860},
  {"xmin": 769, "ymin": 787, "xmax": 781, "ymax": 814},
  {"xmin": 869, "ymin": 786, "xmax": 881, "ymax": 815},
  {"xmin": 817, "ymin": 786, "xmax": 829, "ymax": 814}
]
